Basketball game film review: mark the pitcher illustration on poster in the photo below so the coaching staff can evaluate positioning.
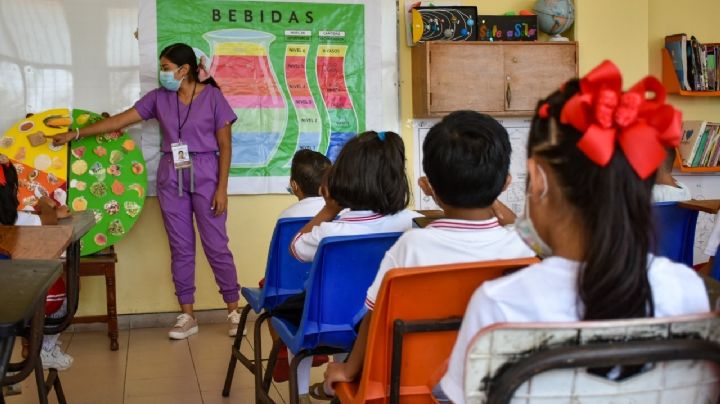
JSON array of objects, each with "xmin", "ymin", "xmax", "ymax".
[{"xmin": 197, "ymin": 29, "xmax": 288, "ymax": 167}]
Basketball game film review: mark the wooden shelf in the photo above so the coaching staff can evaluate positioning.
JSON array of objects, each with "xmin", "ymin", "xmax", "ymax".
[
  {"xmin": 674, "ymin": 147, "xmax": 720, "ymax": 173},
  {"xmin": 662, "ymin": 48, "xmax": 720, "ymax": 96}
]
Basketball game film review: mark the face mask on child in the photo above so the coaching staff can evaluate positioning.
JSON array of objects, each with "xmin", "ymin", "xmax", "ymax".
[
  {"xmin": 159, "ymin": 67, "xmax": 184, "ymax": 92},
  {"xmin": 515, "ymin": 164, "xmax": 553, "ymax": 258}
]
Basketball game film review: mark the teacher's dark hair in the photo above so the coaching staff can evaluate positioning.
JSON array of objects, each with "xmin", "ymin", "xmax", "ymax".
[
  {"xmin": 529, "ymin": 79, "xmax": 655, "ymax": 321},
  {"xmin": 0, "ymin": 163, "xmax": 19, "ymax": 225},
  {"xmin": 160, "ymin": 43, "xmax": 219, "ymax": 89}
]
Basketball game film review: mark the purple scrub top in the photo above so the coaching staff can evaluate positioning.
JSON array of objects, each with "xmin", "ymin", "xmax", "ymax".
[{"xmin": 134, "ymin": 85, "xmax": 237, "ymax": 153}]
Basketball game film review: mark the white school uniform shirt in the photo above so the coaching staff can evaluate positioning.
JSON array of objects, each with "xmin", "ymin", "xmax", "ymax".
[
  {"xmin": 15, "ymin": 211, "xmax": 41, "ymax": 226},
  {"xmin": 278, "ymin": 196, "xmax": 326, "ymax": 219},
  {"xmin": 290, "ymin": 209, "xmax": 422, "ymax": 263},
  {"xmin": 440, "ymin": 255, "xmax": 710, "ymax": 404},
  {"xmin": 705, "ymin": 217, "xmax": 720, "ymax": 256},
  {"xmin": 364, "ymin": 218, "xmax": 535, "ymax": 310},
  {"xmin": 652, "ymin": 182, "xmax": 692, "ymax": 202}
]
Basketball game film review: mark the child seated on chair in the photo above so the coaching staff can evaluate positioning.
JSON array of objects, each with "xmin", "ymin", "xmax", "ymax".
[
  {"xmin": 652, "ymin": 148, "xmax": 691, "ymax": 202},
  {"xmin": 266, "ymin": 149, "xmax": 332, "ymax": 382},
  {"xmin": 437, "ymin": 61, "xmax": 710, "ymax": 404},
  {"xmin": 702, "ymin": 218, "xmax": 720, "ymax": 278},
  {"xmin": 321, "ymin": 110, "xmax": 536, "ymax": 399},
  {"xmin": 279, "ymin": 131, "xmax": 420, "ymax": 402},
  {"xmin": 279, "ymin": 149, "xmax": 332, "ymax": 219},
  {"xmin": 0, "ymin": 154, "xmax": 74, "ymax": 371}
]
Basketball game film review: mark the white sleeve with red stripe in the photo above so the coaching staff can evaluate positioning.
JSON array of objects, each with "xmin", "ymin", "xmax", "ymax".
[
  {"xmin": 290, "ymin": 225, "xmax": 324, "ymax": 263},
  {"xmin": 365, "ymin": 248, "xmax": 399, "ymax": 311}
]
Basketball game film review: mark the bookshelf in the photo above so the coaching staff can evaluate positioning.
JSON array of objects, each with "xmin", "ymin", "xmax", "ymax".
[
  {"xmin": 674, "ymin": 149, "xmax": 720, "ymax": 173},
  {"xmin": 662, "ymin": 47, "xmax": 720, "ymax": 96}
]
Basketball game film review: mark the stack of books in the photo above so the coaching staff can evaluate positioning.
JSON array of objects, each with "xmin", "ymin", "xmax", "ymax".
[
  {"xmin": 665, "ymin": 34, "xmax": 719, "ymax": 91},
  {"xmin": 679, "ymin": 121, "xmax": 720, "ymax": 168}
]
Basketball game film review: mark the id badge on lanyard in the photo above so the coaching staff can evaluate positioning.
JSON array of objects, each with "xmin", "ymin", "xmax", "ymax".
[{"xmin": 171, "ymin": 141, "xmax": 191, "ymax": 169}]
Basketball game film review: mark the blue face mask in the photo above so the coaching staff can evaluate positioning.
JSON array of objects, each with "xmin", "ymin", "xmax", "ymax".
[
  {"xmin": 515, "ymin": 165, "xmax": 553, "ymax": 258},
  {"xmin": 159, "ymin": 68, "xmax": 183, "ymax": 92}
]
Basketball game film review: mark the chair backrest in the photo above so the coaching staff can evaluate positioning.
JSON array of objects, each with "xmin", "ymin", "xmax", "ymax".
[
  {"xmin": 653, "ymin": 202, "xmax": 698, "ymax": 266},
  {"xmin": 296, "ymin": 232, "xmax": 402, "ymax": 352},
  {"xmin": 261, "ymin": 217, "xmax": 313, "ymax": 309},
  {"xmin": 335, "ymin": 258, "xmax": 539, "ymax": 404},
  {"xmin": 465, "ymin": 313, "xmax": 720, "ymax": 404}
]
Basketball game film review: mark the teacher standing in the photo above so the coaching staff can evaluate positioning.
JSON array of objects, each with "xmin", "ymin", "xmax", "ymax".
[{"xmin": 53, "ymin": 43, "xmax": 242, "ymax": 340}]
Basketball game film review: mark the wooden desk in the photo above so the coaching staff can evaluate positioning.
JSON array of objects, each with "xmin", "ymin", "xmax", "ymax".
[
  {"xmin": 58, "ymin": 211, "xmax": 95, "ymax": 244},
  {"xmin": 0, "ymin": 226, "xmax": 72, "ymax": 259},
  {"xmin": 678, "ymin": 199, "xmax": 720, "ymax": 215},
  {"xmin": 0, "ymin": 260, "xmax": 61, "ymax": 402}
]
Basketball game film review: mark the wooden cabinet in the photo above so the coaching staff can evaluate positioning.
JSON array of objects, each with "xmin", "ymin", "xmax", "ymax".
[{"xmin": 412, "ymin": 42, "xmax": 578, "ymax": 117}]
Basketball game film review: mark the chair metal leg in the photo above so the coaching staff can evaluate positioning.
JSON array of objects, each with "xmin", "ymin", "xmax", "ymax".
[
  {"xmin": 222, "ymin": 304, "xmax": 253, "ymax": 397},
  {"xmin": 288, "ymin": 350, "xmax": 312, "ymax": 404},
  {"xmin": 253, "ymin": 312, "xmax": 275, "ymax": 404},
  {"xmin": 45, "ymin": 369, "xmax": 65, "ymax": 404},
  {"xmin": 33, "ymin": 361, "xmax": 48, "ymax": 404},
  {"xmin": 262, "ymin": 337, "xmax": 281, "ymax": 392}
]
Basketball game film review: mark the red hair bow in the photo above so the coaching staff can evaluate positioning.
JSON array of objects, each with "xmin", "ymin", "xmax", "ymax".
[{"xmin": 559, "ymin": 60, "xmax": 682, "ymax": 179}]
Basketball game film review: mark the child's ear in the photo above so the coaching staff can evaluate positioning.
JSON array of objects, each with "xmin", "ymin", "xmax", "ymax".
[
  {"xmin": 526, "ymin": 158, "xmax": 548, "ymax": 199},
  {"xmin": 502, "ymin": 174, "xmax": 512, "ymax": 192},
  {"xmin": 418, "ymin": 176, "xmax": 434, "ymax": 198}
]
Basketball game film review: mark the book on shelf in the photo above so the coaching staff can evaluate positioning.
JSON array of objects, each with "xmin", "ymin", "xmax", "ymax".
[
  {"xmin": 665, "ymin": 34, "xmax": 720, "ymax": 91},
  {"xmin": 665, "ymin": 34, "xmax": 690, "ymax": 90},
  {"xmin": 680, "ymin": 120, "xmax": 720, "ymax": 167}
]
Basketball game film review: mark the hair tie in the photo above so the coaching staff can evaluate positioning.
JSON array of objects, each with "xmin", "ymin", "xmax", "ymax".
[
  {"xmin": 377, "ymin": 131, "xmax": 386, "ymax": 141},
  {"xmin": 538, "ymin": 103, "xmax": 550, "ymax": 119},
  {"xmin": 559, "ymin": 60, "xmax": 682, "ymax": 179}
]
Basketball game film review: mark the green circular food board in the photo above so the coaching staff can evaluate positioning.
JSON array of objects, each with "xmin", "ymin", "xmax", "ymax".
[{"xmin": 68, "ymin": 109, "xmax": 147, "ymax": 255}]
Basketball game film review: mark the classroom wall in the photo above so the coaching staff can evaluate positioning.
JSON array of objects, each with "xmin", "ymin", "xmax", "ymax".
[{"xmin": 75, "ymin": 0, "xmax": 720, "ymax": 316}]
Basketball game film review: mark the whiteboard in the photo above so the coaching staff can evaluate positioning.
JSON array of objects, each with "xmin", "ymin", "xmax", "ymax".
[
  {"xmin": 413, "ymin": 117, "xmax": 531, "ymax": 213},
  {"xmin": 413, "ymin": 118, "xmax": 720, "ymax": 264}
]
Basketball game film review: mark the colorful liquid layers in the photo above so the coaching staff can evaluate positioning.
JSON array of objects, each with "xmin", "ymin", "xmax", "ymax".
[
  {"xmin": 285, "ymin": 44, "xmax": 323, "ymax": 156},
  {"xmin": 204, "ymin": 30, "xmax": 288, "ymax": 167},
  {"xmin": 316, "ymin": 45, "xmax": 358, "ymax": 162}
]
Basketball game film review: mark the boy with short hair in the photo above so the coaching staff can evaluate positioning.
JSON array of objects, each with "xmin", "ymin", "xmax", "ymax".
[
  {"xmin": 279, "ymin": 149, "xmax": 332, "ymax": 218},
  {"xmin": 318, "ymin": 111, "xmax": 535, "ymax": 398}
]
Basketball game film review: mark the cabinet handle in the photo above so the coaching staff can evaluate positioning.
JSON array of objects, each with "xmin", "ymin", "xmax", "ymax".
[{"xmin": 506, "ymin": 82, "xmax": 512, "ymax": 109}]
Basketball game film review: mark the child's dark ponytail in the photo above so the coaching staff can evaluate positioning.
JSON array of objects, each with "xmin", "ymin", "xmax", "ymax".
[
  {"xmin": 0, "ymin": 162, "xmax": 19, "ymax": 225},
  {"xmin": 328, "ymin": 131, "xmax": 410, "ymax": 215},
  {"xmin": 529, "ymin": 79, "xmax": 657, "ymax": 320}
]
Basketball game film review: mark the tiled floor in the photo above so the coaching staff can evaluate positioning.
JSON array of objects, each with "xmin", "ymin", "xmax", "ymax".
[{"xmin": 5, "ymin": 321, "xmax": 328, "ymax": 404}]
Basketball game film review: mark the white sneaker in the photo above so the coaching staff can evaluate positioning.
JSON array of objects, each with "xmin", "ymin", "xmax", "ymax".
[
  {"xmin": 168, "ymin": 313, "xmax": 198, "ymax": 340},
  {"xmin": 40, "ymin": 345, "xmax": 73, "ymax": 371},
  {"xmin": 227, "ymin": 310, "xmax": 247, "ymax": 337}
]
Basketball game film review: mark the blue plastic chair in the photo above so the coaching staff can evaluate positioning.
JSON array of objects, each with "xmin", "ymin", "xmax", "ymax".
[
  {"xmin": 223, "ymin": 217, "xmax": 312, "ymax": 397},
  {"xmin": 711, "ymin": 244, "xmax": 720, "ymax": 281},
  {"xmin": 267, "ymin": 232, "xmax": 402, "ymax": 404},
  {"xmin": 653, "ymin": 202, "xmax": 699, "ymax": 267}
]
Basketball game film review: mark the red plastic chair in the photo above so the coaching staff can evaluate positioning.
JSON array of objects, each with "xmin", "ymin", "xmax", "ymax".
[{"xmin": 334, "ymin": 257, "xmax": 539, "ymax": 404}]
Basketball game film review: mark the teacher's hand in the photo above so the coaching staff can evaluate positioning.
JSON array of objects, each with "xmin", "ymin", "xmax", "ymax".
[
  {"xmin": 52, "ymin": 131, "xmax": 74, "ymax": 147},
  {"xmin": 212, "ymin": 189, "xmax": 227, "ymax": 216}
]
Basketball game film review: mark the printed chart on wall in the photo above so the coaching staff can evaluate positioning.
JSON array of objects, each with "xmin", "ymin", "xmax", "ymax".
[
  {"xmin": 413, "ymin": 118, "xmax": 531, "ymax": 214},
  {"xmin": 139, "ymin": 0, "xmax": 393, "ymax": 194}
]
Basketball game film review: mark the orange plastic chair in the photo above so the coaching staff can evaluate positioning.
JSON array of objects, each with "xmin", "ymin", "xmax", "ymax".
[{"xmin": 334, "ymin": 257, "xmax": 539, "ymax": 404}]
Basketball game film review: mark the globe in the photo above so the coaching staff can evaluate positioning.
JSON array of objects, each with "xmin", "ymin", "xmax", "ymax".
[{"xmin": 533, "ymin": 0, "xmax": 575, "ymax": 41}]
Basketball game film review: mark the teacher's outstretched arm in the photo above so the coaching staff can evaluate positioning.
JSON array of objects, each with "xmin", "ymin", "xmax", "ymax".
[
  {"xmin": 51, "ymin": 108, "xmax": 143, "ymax": 146},
  {"xmin": 213, "ymin": 123, "xmax": 232, "ymax": 216}
]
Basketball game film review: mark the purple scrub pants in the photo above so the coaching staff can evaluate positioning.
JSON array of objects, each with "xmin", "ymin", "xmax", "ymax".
[{"xmin": 156, "ymin": 153, "xmax": 239, "ymax": 305}]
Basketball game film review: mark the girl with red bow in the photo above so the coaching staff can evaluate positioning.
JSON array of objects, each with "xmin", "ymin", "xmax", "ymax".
[{"xmin": 437, "ymin": 61, "xmax": 711, "ymax": 404}]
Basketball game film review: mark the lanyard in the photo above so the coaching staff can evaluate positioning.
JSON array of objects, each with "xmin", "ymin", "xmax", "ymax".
[{"xmin": 176, "ymin": 81, "xmax": 197, "ymax": 141}]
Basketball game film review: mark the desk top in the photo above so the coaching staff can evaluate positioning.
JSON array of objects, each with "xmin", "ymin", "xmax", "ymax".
[
  {"xmin": 58, "ymin": 211, "xmax": 95, "ymax": 242},
  {"xmin": 0, "ymin": 260, "xmax": 62, "ymax": 337},
  {"xmin": 678, "ymin": 199, "xmax": 720, "ymax": 215},
  {"xmin": 0, "ymin": 226, "xmax": 72, "ymax": 259}
]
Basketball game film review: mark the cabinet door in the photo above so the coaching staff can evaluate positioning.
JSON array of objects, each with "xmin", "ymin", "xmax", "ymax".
[
  {"xmin": 428, "ymin": 44, "xmax": 505, "ymax": 114},
  {"xmin": 504, "ymin": 44, "xmax": 577, "ymax": 112}
]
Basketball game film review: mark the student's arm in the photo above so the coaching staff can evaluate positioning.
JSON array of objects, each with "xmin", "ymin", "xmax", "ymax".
[
  {"xmin": 296, "ymin": 183, "xmax": 343, "ymax": 235},
  {"xmin": 323, "ymin": 312, "xmax": 372, "ymax": 393},
  {"xmin": 492, "ymin": 200, "xmax": 517, "ymax": 226},
  {"xmin": 52, "ymin": 108, "xmax": 143, "ymax": 146},
  {"xmin": 213, "ymin": 123, "xmax": 231, "ymax": 216}
]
